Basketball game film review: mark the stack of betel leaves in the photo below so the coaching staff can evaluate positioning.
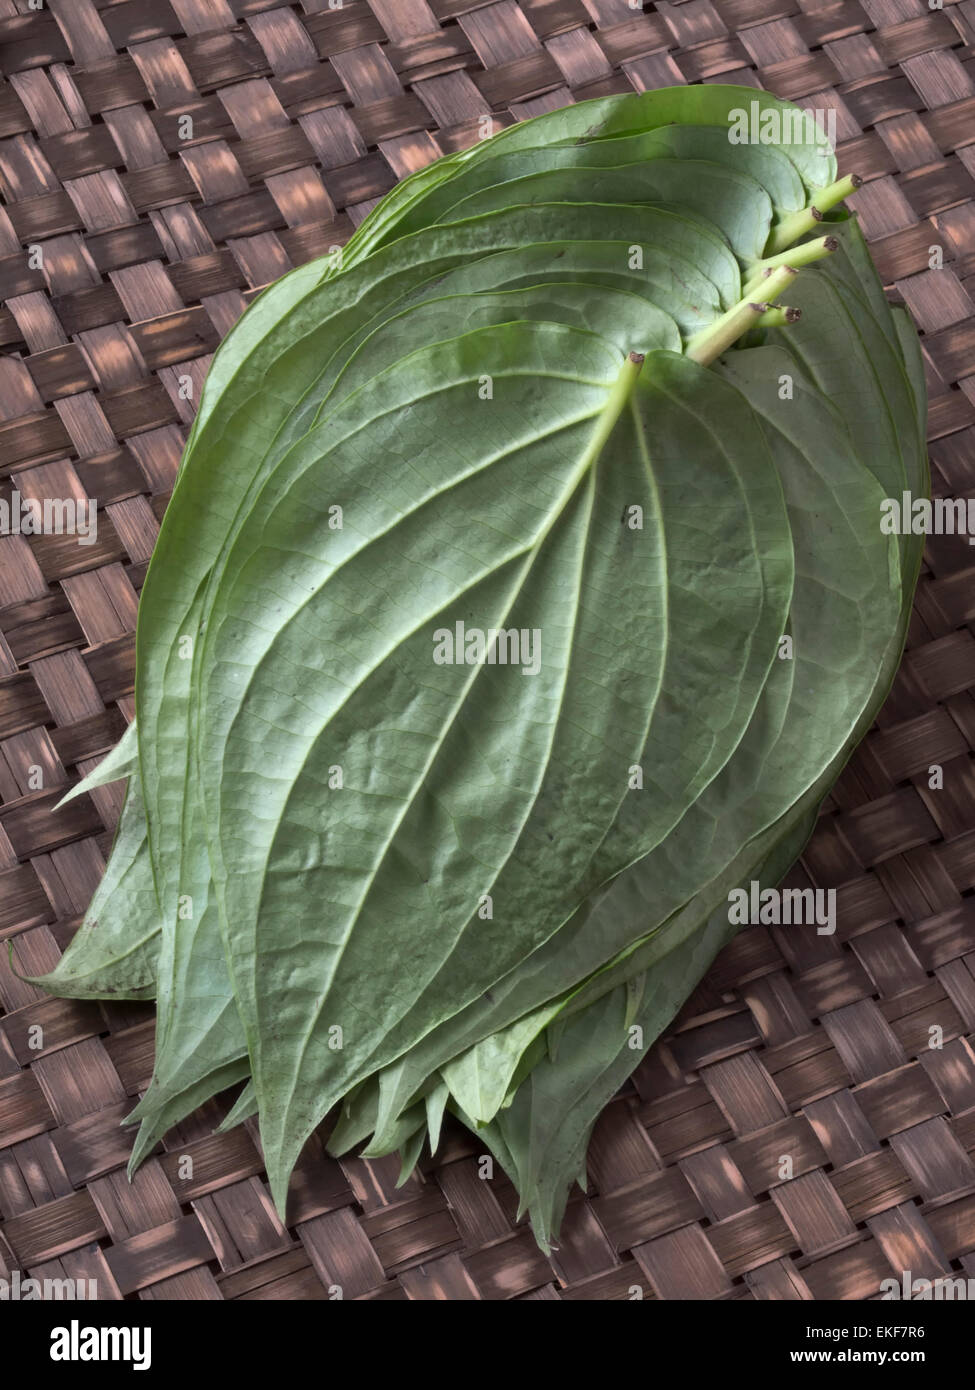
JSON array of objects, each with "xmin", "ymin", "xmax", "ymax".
[{"xmin": 29, "ymin": 85, "xmax": 927, "ymax": 1252}]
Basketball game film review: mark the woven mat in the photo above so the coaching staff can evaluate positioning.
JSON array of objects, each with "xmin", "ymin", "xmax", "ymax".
[{"xmin": 1, "ymin": 0, "xmax": 975, "ymax": 1304}]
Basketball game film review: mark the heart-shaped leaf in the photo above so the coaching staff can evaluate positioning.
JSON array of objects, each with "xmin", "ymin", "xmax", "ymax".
[{"xmin": 36, "ymin": 86, "xmax": 925, "ymax": 1250}]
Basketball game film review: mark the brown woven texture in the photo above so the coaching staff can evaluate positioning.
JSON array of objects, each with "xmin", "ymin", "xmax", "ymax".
[{"xmin": 1, "ymin": 0, "xmax": 975, "ymax": 1304}]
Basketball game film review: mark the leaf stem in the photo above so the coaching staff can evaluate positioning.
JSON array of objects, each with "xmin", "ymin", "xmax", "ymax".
[
  {"xmin": 742, "ymin": 234, "xmax": 838, "ymax": 296},
  {"xmin": 755, "ymin": 305, "xmax": 801, "ymax": 328},
  {"xmin": 764, "ymin": 205, "xmax": 823, "ymax": 257},
  {"xmin": 764, "ymin": 175, "xmax": 861, "ymax": 256},
  {"xmin": 588, "ymin": 351, "xmax": 645, "ymax": 462},
  {"xmin": 686, "ymin": 265, "xmax": 797, "ymax": 366},
  {"xmin": 529, "ymin": 351, "xmax": 646, "ymax": 552},
  {"xmin": 811, "ymin": 173, "xmax": 863, "ymax": 215}
]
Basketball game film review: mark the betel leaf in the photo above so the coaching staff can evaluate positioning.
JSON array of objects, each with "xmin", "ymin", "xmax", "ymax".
[
  {"xmin": 474, "ymin": 417, "xmax": 925, "ymax": 1244},
  {"xmin": 54, "ymin": 719, "xmax": 140, "ymax": 808},
  {"xmin": 50, "ymin": 194, "xmax": 742, "ymax": 1131},
  {"xmin": 440, "ymin": 998, "xmax": 565, "ymax": 1129},
  {"xmin": 346, "ymin": 85, "xmax": 834, "ymax": 267},
  {"xmin": 383, "ymin": 130, "xmax": 806, "ymax": 243},
  {"xmin": 132, "ymin": 197, "xmax": 747, "ymax": 1089},
  {"xmin": 131, "ymin": 182, "xmax": 759, "ymax": 1170},
  {"xmin": 35, "ymin": 85, "xmax": 925, "ymax": 1250},
  {"xmin": 195, "ymin": 339, "xmax": 793, "ymax": 1206},
  {"xmin": 28, "ymin": 772, "xmax": 158, "ymax": 1001},
  {"xmin": 334, "ymin": 224, "xmax": 915, "ymax": 1137},
  {"xmin": 476, "ymin": 799, "xmax": 823, "ymax": 1253},
  {"xmin": 68, "ymin": 201, "xmax": 743, "ymax": 1151},
  {"xmin": 478, "ymin": 424, "xmax": 925, "ymax": 1248}
]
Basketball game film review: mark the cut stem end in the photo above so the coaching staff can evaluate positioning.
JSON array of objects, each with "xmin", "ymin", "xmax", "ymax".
[
  {"xmin": 764, "ymin": 174, "xmax": 861, "ymax": 257},
  {"xmin": 686, "ymin": 300, "xmax": 765, "ymax": 367},
  {"xmin": 756, "ymin": 305, "xmax": 802, "ymax": 328},
  {"xmin": 686, "ymin": 264, "xmax": 800, "ymax": 365},
  {"xmin": 743, "ymin": 233, "xmax": 837, "ymax": 295}
]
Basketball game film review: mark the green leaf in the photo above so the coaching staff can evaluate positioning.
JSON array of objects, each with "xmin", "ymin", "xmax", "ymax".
[
  {"xmin": 441, "ymin": 997, "xmax": 564, "ymax": 1127},
  {"xmin": 485, "ymin": 800, "xmax": 821, "ymax": 1252},
  {"xmin": 216, "ymin": 1080, "xmax": 258, "ymax": 1134},
  {"xmin": 401, "ymin": 128, "xmax": 807, "ymax": 233},
  {"xmin": 30, "ymin": 85, "xmax": 923, "ymax": 1253},
  {"xmin": 196, "ymin": 335, "xmax": 792, "ymax": 1209},
  {"xmin": 352, "ymin": 335, "xmax": 906, "ymax": 1113},
  {"xmin": 55, "ymin": 719, "xmax": 140, "ymax": 808},
  {"xmin": 395, "ymin": 1123, "xmax": 427, "ymax": 1188},
  {"xmin": 425, "ymin": 1079, "xmax": 449, "ymax": 1156},
  {"xmin": 433, "ymin": 162, "xmax": 774, "ymax": 264},
  {"xmin": 28, "ymin": 773, "xmax": 159, "ymax": 1000},
  {"xmin": 349, "ymin": 86, "xmax": 835, "ymax": 263}
]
